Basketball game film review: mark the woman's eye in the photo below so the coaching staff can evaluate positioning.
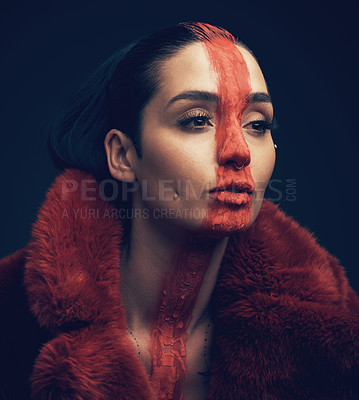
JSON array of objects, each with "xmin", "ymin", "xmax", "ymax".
[
  {"xmin": 192, "ymin": 117, "xmax": 207, "ymax": 126},
  {"xmin": 243, "ymin": 119, "xmax": 274, "ymax": 135},
  {"xmin": 177, "ymin": 111, "xmax": 214, "ymax": 131}
]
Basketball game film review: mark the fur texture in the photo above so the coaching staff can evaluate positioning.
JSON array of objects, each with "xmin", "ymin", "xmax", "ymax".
[{"xmin": 1, "ymin": 168, "xmax": 359, "ymax": 399}]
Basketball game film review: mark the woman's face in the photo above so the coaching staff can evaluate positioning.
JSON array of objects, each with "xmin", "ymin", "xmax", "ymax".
[{"xmin": 129, "ymin": 41, "xmax": 275, "ymax": 235}]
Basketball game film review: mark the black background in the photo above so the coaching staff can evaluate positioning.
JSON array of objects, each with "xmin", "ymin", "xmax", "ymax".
[{"xmin": 1, "ymin": 0, "xmax": 358, "ymax": 291}]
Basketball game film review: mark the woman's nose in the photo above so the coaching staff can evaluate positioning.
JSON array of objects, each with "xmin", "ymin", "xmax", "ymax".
[{"xmin": 217, "ymin": 120, "xmax": 250, "ymax": 169}]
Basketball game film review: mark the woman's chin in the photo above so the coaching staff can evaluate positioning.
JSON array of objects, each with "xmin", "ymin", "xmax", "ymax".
[{"xmin": 194, "ymin": 221, "xmax": 252, "ymax": 239}]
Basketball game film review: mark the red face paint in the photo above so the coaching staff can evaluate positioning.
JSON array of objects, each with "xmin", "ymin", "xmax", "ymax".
[
  {"xmin": 190, "ymin": 23, "xmax": 255, "ymax": 235},
  {"xmin": 147, "ymin": 23, "xmax": 254, "ymax": 400}
]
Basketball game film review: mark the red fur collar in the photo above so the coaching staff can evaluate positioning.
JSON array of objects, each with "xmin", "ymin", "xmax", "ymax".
[{"xmin": 24, "ymin": 169, "xmax": 359, "ymax": 399}]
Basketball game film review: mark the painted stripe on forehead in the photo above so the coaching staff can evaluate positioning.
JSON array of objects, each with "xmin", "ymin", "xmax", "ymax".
[
  {"xmin": 185, "ymin": 22, "xmax": 254, "ymax": 234},
  {"xmin": 182, "ymin": 22, "xmax": 251, "ymax": 152}
]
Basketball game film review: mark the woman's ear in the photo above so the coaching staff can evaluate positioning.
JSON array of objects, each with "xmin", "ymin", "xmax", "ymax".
[{"xmin": 104, "ymin": 129, "xmax": 137, "ymax": 182}]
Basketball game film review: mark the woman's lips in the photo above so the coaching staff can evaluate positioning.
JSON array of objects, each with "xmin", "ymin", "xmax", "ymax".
[
  {"xmin": 208, "ymin": 179, "xmax": 254, "ymax": 206},
  {"xmin": 209, "ymin": 190, "xmax": 251, "ymax": 205}
]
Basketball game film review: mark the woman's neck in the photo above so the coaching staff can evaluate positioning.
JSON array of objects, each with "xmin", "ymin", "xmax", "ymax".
[
  {"xmin": 120, "ymin": 214, "xmax": 229, "ymax": 334},
  {"xmin": 120, "ymin": 213, "xmax": 228, "ymax": 400}
]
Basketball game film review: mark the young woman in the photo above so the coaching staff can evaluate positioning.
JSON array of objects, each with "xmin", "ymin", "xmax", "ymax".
[{"xmin": 1, "ymin": 22, "xmax": 358, "ymax": 400}]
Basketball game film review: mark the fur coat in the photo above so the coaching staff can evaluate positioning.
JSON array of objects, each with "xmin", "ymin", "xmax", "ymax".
[{"xmin": 1, "ymin": 168, "xmax": 359, "ymax": 400}]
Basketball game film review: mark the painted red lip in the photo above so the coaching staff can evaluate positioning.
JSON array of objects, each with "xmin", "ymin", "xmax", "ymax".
[
  {"xmin": 209, "ymin": 181, "xmax": 254, "ymax": 194},
  {"xmin": 209, "ymin": 190, "xmax": 251, "ymax": 206},
  {"xmin": 209, "ymin": 181, "xmax": 254, "ymax": 206}
]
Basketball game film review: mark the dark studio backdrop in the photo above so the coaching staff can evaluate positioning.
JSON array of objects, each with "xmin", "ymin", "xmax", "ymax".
[{"xmin": 1, "ymin": 0, "xmax": 358, "ymax": 292}]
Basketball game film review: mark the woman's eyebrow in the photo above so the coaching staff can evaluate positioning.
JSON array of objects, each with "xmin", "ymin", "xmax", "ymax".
[
  {"xmin": 166, "ymin": 90, "xmax": 220, "ymax": 108},
  {"xmin": 165, "ymin": 90, "xmax": 272, "ymax": 109},
  {"xmin": 246, "ymin": 92, "xmax": 272, "ymax": 104}
]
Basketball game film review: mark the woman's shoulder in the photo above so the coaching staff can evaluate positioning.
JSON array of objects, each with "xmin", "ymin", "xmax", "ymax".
[
  {"xmin": 251, "ymin": 199, "xmax": 351, "ymax": 281},
  {"xmin": 264, "ymin": 200, "xmax": 359, "ymax": 309},
  {"xmin": 214, "ymin": 200, "xmax": 359, "ymax": 399},
  {"xmin": 224, "ymin": 199, "xmax": 359, "ymax": 313}
]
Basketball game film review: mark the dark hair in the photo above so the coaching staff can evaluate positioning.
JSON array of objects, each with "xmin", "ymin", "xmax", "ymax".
[{"xmin": 47, "ymin": 22, "xmax": 246, "ymax": 182}]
